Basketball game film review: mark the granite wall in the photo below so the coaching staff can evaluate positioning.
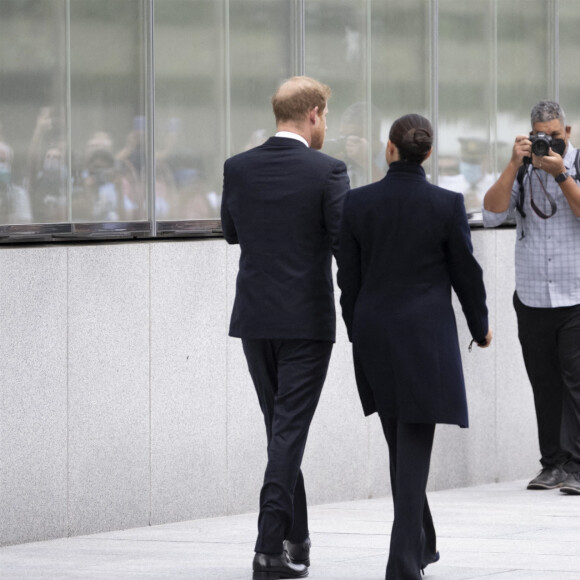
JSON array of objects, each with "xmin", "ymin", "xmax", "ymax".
[{"xmin": 0, "ymin": 229, "xmax": 538, "ymax": 546}]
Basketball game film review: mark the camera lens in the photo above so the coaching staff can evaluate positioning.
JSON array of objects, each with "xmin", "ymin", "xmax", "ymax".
[{"xmin": 531, "ymin": 137, "xmax": 551, "ymax": 157}]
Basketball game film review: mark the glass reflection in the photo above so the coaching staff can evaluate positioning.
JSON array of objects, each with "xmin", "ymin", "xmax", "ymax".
[
  {"xmin": 70, "ymin": 0, "xmax": 147, "ymax": 223},
  {"xmin": 0, "ymin": 0, "xmax": 66, "ymax": 225},
  {"xmin": 559, "ymin": 1, "xmax": 580, "ymax": 139},
  {"xmin": 0, "ymin": 0, "xmax": 569, "ymax": 232},
  {"xmin": 229, "ymin": 0, "xmax": 297, "ymax": 158},
  {"xmin": 154, "ymin": 0, "xmax": 225, "ymax": 221},
  {"xmin": 496, "ymin": 0, "xmax": 553, "ymax": 177},
  {"xmin": 306, "ymin": 0, "xmax": 383, "ymax": 187},
  {"xmin": 437, "ymin": 0, "xmax": 494, "ymax": 215},
  {"xmin": 370, "ymin": 0, "xmax": 429, "ymax": 181}
]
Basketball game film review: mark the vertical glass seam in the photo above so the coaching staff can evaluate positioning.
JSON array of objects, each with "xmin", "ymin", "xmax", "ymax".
[
  {"xmin": 224, "ymin": 0, "xmax": 231, "ymax": 160},
  {"xmin": 490, "ymin": 0, "xmax": 498, "ymax": 179},
  {"xmin": 554, "ymin": 0, "xmax": 560, "ymax": 102},
  {"xmin": 147, "ymin": 0, "xmax": 157, "ymax": 236},
  {"xmin": 366, "ymin": 0, "xmax": 372, "ymax": 185},
  {"xmin": 223, "ymin": 0, "xmax": 231, "ymax": 515},
  {"xmin": 430, "ymin": 0, "xmax": 439, "ymax": 184},
  {"xmin": 297, "ymin": 0, "xmax": 305, "ymax": 75},
  {"xmin": 65, "ymin": 0, "xmax": 72, "ymax": 223}
]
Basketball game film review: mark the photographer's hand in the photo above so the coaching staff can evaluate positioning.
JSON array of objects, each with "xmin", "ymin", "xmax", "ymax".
[
  {"xmin": 483, "ymin": 135, "xmax": 530, "ymax": 213},
  {"xmin": 533, "ymin": 149, "xmax": 565, "ymax": 177},
  {"xmin": 512, "ymin": 135, "xmax": 532, "ymax": 166},
  {"xmin": 539, "ymin": 147, "xmax": 580, "ymax": 218}
]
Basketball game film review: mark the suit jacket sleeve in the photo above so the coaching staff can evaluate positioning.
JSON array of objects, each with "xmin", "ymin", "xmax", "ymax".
[
  {"xmin": 323, "ymin": 160, "xmax": 350, "ymax": 258},
  {"xmin": 446, "ymin": 194, "xmax": 489, "ymax": 342},
  {"xmin": 337, "ymin": 191, "xmax": 361, "ymax": 342},
  {"xmin": 220, "ymin": 161, "xmax": 238, "ymax": 245}
]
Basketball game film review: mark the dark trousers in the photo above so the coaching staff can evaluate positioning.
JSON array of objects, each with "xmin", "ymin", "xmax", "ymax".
[
  {"xmin": 380, "ymin": 416, "xmax": 437, "ymax": 580},
  {"xmin": 242, "ymin": 338, "xmax": 333, "ymax": 555},
  {"xmin": 514, "ymin": 292, "xmax": 580, "ymax": 473}
]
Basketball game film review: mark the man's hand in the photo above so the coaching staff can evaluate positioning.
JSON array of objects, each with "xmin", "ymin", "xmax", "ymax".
[
  {"xmin": 483, "ymin": 136, "xmax": 529, "ymax": 213},
  {"xmin": 532, "ymin": 148, "xmax": 566, "ymax": 178},
  {"xmin": 511, "ymin": 135, "xmax": 532, "ymax": 168}
]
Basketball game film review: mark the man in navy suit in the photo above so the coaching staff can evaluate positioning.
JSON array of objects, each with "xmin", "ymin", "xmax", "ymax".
[{"xmin": 221, "ymin": 76, "xmax": 349, "ymax": 579}]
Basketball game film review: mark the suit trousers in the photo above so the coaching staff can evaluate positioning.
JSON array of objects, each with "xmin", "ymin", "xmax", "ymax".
[
  {"xmin": 242, "ymin": 338, "xmax": 333, "ymax": 555},
  {"xmin": 514, "ymin": 292, "xmax": 580, "ymax": 473},
  {"xmin": 380, "ymin": 416, "xmax": 437, "ymax": 580}
]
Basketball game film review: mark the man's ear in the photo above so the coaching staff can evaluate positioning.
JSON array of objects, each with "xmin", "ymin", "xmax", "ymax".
[
  {"xmin": 309, "ymin": 106, "xmax": 319, "ymax": 125},
  {"xmin": 566, "ymin": 125, "xmax": 572, "ymax": 138}
]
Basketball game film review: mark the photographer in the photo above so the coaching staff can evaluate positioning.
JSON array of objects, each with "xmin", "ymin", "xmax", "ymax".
[
  {"xmin": 324, "ymin": 102, "xmax": 386, "ymax": 187},
  {"xmin": 483, "ymin": 101, "xmax": 580, "ymax": 495}
]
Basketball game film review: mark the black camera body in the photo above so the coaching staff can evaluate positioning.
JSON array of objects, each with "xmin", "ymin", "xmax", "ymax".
[{"xmin": 529, "ymin": 132, "xmax": 566, "ymax": 157}]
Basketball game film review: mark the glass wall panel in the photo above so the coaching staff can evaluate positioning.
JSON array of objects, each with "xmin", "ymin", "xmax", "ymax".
[
  {"xmin": 437, "ymin": 0, "xmax": 494, "ymax": 216},
  {"xmin": 70, "ymin": 0, "xmax": 148, "ymax": 224},
  {"xmin": 0, "ymin": 0, "xmax": 66, "ymax": 226},
  {"xmin": 559, "ymin": 0, "xmax": 580, "ymax": 141},
  {"xmin": 0, "ymin": 0, "xmax": 566, "ymax": 238},
  {"xmin": 497, "ymin": 0, "xmax": 554, "ymax": 174},
  {"xmin": 370, "ymin": 0, "xmax": 430, "ymax": 183},
  {"xmin": 154, "ymin": 0, "xmax": 225, "ymax": 221},
  {"xmin": 229, "ymin": 0, "xmax": 298, "ymax": 162},
  {"xmin": 306, "ymin": 0, "xmax": 381, "ymax": 188}
]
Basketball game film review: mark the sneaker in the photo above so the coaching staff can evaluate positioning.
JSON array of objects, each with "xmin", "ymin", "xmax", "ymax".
[
  {"xmin": 560, "ymin": 471, "xmax": 580, "ymax": 495},
  {"xmin": 527, "ymin": 465, "xmax": 566, "ymax": 490}
]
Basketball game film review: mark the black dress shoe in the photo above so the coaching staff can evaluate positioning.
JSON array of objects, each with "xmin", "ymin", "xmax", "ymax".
[
  {"xmin": 283, "ymin": 537, "xmax": 311, "ymax": 567},
  {"xmin": 252, "ymin": 552, "xmax": 308, "ymax": 579},
  {"xmin": 527, "ymin": 465, "xmax": 566, "ymax": 490},
  {"xmin": 560, "ymin": 471, "xmax": 580, "ymax": 495}
]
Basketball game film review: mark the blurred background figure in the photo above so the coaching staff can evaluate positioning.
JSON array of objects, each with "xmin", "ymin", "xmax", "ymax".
[
  {"xmin": 458, "ymin": 137, "xmax": 492, "ymax": 210},
  {"xmin": 85, "ymin": 131, "xmax": 114, "ymax": 159},
  {"xmin": 438, "ymin": 137, "xmax": 497, "ymax": 216},
  {"xmin": 26, "ymin": 107, "xmax": 68, "ymax": 223},
  {"xmin": 0, "ymin": 141, "xmax": 32, "ymax": 224},
  {"xmin": 114, "ymin": 115, "xmax": 146, "ymax": 220},
  {"xmin": 324, "ymin": 101, "xmax": 386, "ymax": 187},
  {"xmin": 75, "ymin": 148, "xmax": 124, "ymax": 222},
  {"xmin": 156, "ymin": 117, "xmax": 219, "ymax": 220}
]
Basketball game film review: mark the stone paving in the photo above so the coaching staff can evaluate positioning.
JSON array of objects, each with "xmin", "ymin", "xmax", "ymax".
[{"xmin": 1, "ymin": 480, "xmax": 579, "ymax": 579}]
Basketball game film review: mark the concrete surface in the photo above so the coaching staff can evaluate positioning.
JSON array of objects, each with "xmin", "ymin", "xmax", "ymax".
[{"xmin": 1, "ymin": 479, "xmax": 579, "ymax": 579}]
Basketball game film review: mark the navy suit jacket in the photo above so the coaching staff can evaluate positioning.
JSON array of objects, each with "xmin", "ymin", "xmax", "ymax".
[
  {"xmin": 221, "ymin": 136, "xmax": 349, "ymax": 341},
  {"xmin": 337, "ymin": 161, "xmax": 489, "ymax": 426}
]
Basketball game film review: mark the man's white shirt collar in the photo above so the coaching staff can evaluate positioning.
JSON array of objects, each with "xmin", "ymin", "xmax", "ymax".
[{"xmin": 275, "ymin": 131, "xmax": 309, "ymax": 148}]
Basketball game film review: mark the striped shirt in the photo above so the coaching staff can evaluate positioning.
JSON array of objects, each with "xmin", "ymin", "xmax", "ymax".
[{"xmin": 482, "ymin": 144, "xmax": 580, "ymax": 308}]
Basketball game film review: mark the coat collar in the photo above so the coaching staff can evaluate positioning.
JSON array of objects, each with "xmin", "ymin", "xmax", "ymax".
[
  {"xmin": 386, "ymin": 161, "xmax": 426, "ymax": 178},
  {"xmin": 264, "ymin": 136, "xmax": 309, "ymax": 149}
]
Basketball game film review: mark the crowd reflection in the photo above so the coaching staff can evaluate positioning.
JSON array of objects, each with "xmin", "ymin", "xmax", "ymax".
[
  {"xmin": 0, "ymin": 106, "xmax": 499, "ymax": 227},
  {"xmin": 0, "ymin": 108, "xmax": 223, "ymax": 226}
]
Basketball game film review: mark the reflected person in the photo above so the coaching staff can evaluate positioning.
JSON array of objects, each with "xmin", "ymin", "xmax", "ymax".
[
  {"xmin": 0, "ymin": 141, "xmax": 32, "ymax": 224},
  {"xmin": 338, "ymin": 114, "xmax": 492, "ymax": 580},
  {"xmin": 325, "ymin": 101, "xmax": 386, "ymax": 187},
  {"xmin": 221, "ymin": 76, "xmax": 349, "ymax": 579}
]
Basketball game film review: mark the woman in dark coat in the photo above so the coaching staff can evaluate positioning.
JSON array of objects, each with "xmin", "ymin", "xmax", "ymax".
[{"xmin": 337, "ymin": 114, "xmax": 492, "ymax": 580}]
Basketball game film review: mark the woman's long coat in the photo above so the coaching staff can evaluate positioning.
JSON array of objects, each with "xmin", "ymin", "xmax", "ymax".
[{"xmin": 337, "ymin": 161, "xmax": 489, "ymax": 427}]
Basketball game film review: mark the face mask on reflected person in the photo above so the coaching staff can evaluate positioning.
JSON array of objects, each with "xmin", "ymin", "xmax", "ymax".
[{"xmin": 460, "ymin": 161, "xmax": 483, "ymax": 185}]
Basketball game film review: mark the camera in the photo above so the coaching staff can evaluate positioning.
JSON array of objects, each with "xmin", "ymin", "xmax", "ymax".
[
  {"xmin": 528, "ymin": 132, "xmax": 566, "ymax": 157},
  {"xmin": 324, "ymin": 136, "xmax": 346, "ymax": 156}
]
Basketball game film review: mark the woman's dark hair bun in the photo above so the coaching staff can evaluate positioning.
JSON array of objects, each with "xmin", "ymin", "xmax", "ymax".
[{"xmin": 389, "ymin": 114, "xmax": 433, "ymax": 164}]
